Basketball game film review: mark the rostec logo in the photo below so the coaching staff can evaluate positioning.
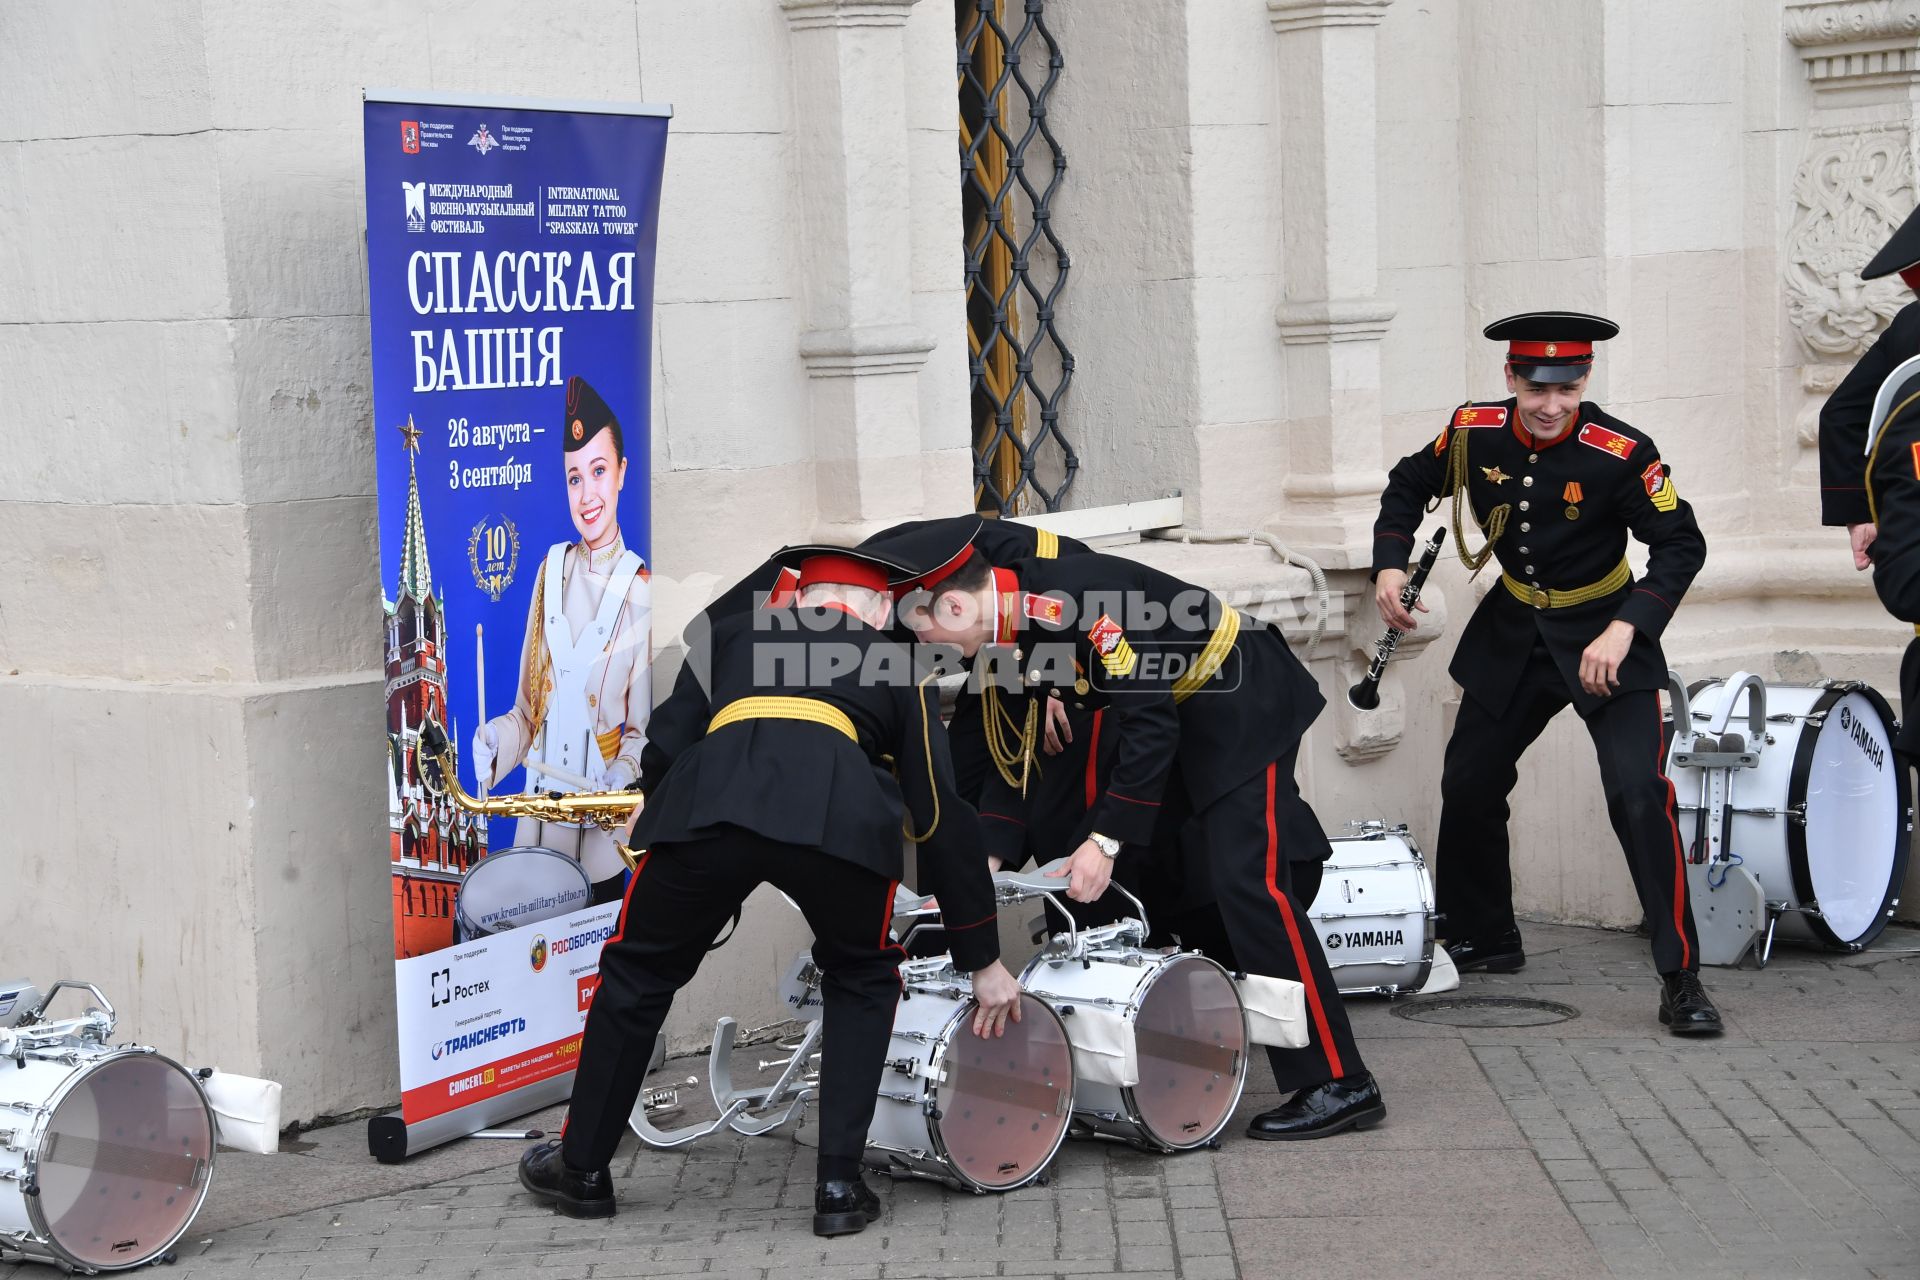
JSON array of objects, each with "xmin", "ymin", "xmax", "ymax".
[
  {"xmin": 435, "ymin": 1017, "xmax": 528, "ymax": 1060},
  {"xmin": 400, "ymin": 120, "xmax": 420, "ymax": 154},
  {"xmin": 552, "ymin": 925, "xmax": 617, "ymax": 957},
  {"xmin": 430, "ymin": 968, "xmax": 491, "ymax": 1009},
  {"xmin": 402, "ymin": 181, "xmax": 426, "ymax": 233}
]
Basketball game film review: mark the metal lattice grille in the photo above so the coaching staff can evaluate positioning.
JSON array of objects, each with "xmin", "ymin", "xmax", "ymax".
[{"xmin": 958, "ymin": 0, "xmax": 1076, "ymax": 515}]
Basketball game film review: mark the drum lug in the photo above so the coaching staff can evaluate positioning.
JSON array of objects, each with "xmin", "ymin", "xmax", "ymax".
[{"xmin": 1786, "ymin": 802, "xmax": 1807, "ymax": 827}]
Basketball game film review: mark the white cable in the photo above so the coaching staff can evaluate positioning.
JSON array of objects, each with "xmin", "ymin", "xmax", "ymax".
[{"xmin": 1144, "ymin": 524, "xmax": 1332, "ymax": 660}]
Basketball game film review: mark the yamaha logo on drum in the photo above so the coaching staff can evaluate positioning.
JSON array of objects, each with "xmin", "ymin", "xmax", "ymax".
[{"xmin": 1838, "ymin": 705, "xmax": 1887, "ymax": 772}]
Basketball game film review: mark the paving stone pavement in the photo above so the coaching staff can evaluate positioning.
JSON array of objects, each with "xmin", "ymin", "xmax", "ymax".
[{"xmin": 4, "ymin": 921, "xmax": 1916, "ymax": 1280}]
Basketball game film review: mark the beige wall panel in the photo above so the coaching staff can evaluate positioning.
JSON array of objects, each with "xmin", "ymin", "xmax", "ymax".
[
  {"xmin": 657, "ymin": 297, "xmax": 812, "ymax": 470},
  {"xmin": 200, "ymin": 0, "xmax": 427, "ymax": 131},
  {"xmin": 1191, "ymin": 273, "xmax": 1286, "ymax": 432},
  {"xmin": 0, "ymin": 679, "xmax": 262, "ymax": 1074},
  {"xmin": 1379, "ymin": 264, "xmax": 1470, "ymax": 417},
  {"xmin": 0, "ymin": 135, "xmax": 231, "ymax": 324},
  {"xmin": 421, "ymin": 0, "xmax": 645, "ymax": 101},
  {"xmin": 911, "ymin": 287, "xmax": 972, "ymax": 464},
  {"xmin": 246, "ymin": 496, "xmax": 381, "ymax": 684},
  {"xmin": 638, "ymin": 0, "xmax": 791, "ymax": 134},
  {"xmin": 1624, "ymin": 105, "xmax": 1744, "ymax": 257},
  {"xmin": 1190, "ymin": 124, "xmax": 1280, "ymax": 284},
  {"xmin": 0, "ymin": 0, "xmax": 211, "ymax": 142},
  {"xmin": 0, "ymin": 502, "xmax": 254, "ymax": 682},
  {"xmin": 0, "ymin": 319, "xmax": 244, "ymax": 506},
  {"xmin": 242, "ymin": 677, "xmax": 396, "ymax": 1117},
  {"xmin": 656, "ymin": 132, "xmax": 797, "ymax": 306},
  {"xmin": 232, "ymin": 315, "xmax": 378, "ymax": 506},
  {"xmin": 215, "ymin": 128, "xmax": 368, "ymax": 322},
  {"xmin": 1185, "ymin": 0, "xmax": 1275, "ymax": 128}
]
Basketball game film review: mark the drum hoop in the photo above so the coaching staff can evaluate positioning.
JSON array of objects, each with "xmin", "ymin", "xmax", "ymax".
[
  {"xmin": 921, "ymin": 993, "xmax": 1072, "ymax": 1193},
  {"xmin": 1115, "ymin": 952, "xmax": 1251, "ymax": 1151},
  {"xmin": 16, "ymin": 1047, "xmax": 218, "ymax": 1273},
  {"xmin": 1785, "ymin": 684, "xmax": 1911, "ymax": 949}
]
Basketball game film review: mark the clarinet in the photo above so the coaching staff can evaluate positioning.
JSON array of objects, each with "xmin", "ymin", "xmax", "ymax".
[{"xmin": 1348, "ymin": 527, "xmax": 1447, "ymax": 710}]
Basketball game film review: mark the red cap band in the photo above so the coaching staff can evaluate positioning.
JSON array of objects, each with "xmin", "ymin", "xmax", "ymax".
[
  {"xmin": 1506, "ymin": 340, "xmax": 1593, "ymax": 361},
  {"xmin": 795, "ymin": 555, "xmax": 890, "ymax": 595},
  {"xmin": 1901, "ymin": 265, "xmax": 1920, "ymax": 294},
  {"xmin": 905, "ymin": 543, "xmax": 976, "ymax": 593}
]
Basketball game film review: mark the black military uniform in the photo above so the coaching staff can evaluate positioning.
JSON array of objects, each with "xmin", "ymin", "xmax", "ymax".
[
  {"xmin": 1373, "ymin": 311, "xmax": 1719, "ymax": 1035},
  {"xmin": 1821, "ymin": 206, "xmax": 1920, "ymax": 532},
  {"xmin": 959, "ymin": 551, "xmax": 1383, "ymax": 1136},
  {"xmin": 866, "ymin": 514, "xmax": 1093, "ymax": 806},
  {"xmin": 1857, "ymin": 358, "xmax": 1920, "ymax": 760},
  {"xmin": 522, "ymin": 540, "xmax": 1000, "ymax": 1229}
]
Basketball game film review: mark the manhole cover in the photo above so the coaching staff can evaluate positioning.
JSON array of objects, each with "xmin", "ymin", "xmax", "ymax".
[{"xmin": 1390, "ymin": 996, "xmax": 1580, "ymax": 1028}]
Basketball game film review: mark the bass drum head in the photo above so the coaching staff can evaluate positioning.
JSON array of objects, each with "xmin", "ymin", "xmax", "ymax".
[
  {"xmin": 35, "ymin": 1052, "xmax": 215, "ymax": 1271},
  {"xmin": 1794, "ymin": 687, "xmax": 1911, "ymax": 949},
  {"xmin": 931, "ymin": 993, "xmax": 1072, "ymax": 1192},
  {"xmin": 1126, "ymin": 954, "xmax": 1248, "ymax": 1150},
  {"xmin": 455, "ymin": 846, "xmax": 593, "ymax": 939}
]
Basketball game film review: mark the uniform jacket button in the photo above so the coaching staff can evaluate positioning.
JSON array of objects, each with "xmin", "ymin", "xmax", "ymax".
[
  {"xmin": 1523, "ymin": 476, "xmax": 1534, "ymax": 487},
  {"xmin": 1520, "ymin": 501, "xmax": 1531, "ymax": 511},
  {"xmin": 1518, "ymin": 546, "xmax": 1530, "ymax": 555},
  {"xmin": 1520, "ymin": 522, "xmax": 1531, "ymax": 532},
  {"xmin": 1525, "ymin": 565, "xmax": 1536, "ymax": 575}
]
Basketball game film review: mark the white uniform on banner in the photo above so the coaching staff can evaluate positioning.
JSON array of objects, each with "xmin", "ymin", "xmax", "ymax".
[{"xmin": 483, "ymin": 534, "xmax": 650, "ymax": 884}]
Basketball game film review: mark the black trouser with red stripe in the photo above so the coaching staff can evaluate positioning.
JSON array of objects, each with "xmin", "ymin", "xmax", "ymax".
[
  {"xmin": 1188, "ymin": 751, "xmax": 1364, "ymax": 1094},
  {"xmin": 560, "ymin": 827, "xmax": 904, "ymax": 1181},
  {"xmin": 1436, "ymin": 638, "xmax": 1700, "ymax": 974}
]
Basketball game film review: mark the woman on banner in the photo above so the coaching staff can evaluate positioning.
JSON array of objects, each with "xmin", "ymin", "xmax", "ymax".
[{"xmin": 473, "ymin": 374, "xmax": 651, "ymax": 904}]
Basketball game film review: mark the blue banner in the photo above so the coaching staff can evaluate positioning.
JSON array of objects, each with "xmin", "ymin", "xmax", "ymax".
[{"xmin": 362, "ymin": 91, "xmax": 667, "ymax": 1131}]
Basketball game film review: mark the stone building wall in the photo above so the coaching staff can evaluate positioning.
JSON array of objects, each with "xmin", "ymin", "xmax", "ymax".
[{"xmin": 1, "ymin": 0, "xmax": 1912, "ymax": 1123}]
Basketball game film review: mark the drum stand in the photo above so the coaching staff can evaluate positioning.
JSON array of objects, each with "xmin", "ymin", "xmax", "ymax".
[{"xmin": 1668, "ymin": 671, "xmax": 1774, "ymax": 968}]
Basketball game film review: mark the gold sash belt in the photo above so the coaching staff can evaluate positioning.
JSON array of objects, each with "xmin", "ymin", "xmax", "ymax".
[
  {"xmin": 707, "ymin": 696, "xmax": 857, "ymax": 742},
  {"xmin": 1500, "ymin": 558, "xmax": 1631, "ymax": 610}
]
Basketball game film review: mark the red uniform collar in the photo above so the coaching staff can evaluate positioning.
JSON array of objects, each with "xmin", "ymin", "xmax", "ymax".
[
  {"xmin": 992, "ymin": 567, "xmax": 1020, "ymax": 645},
  {"xmin": 1511, "ymin": 406, "xmax": 1581, "ymax": 451}
]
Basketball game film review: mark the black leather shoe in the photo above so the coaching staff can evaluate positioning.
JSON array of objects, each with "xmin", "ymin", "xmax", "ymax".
[
  {"xmin": 1246, "ymin": 1074, "xmax": 1386, "ymax": 1141},
  {"xmin": 1659, "ymin": 970, "xmax": 1724, "ymax": 1037},
  {"xmin": 813, "ymin": 1176, "xmax": 882, "ymax": 1237},
  {"xmin": 1444, "ymin": 929, "xmax": 1526, "ymax": 973},
  {"xmin": 518, "ymin": 1140, "xmax": 615, "ymax": 1219}
]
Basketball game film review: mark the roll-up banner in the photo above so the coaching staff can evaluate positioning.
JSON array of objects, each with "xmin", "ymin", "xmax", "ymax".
[{"xmin": 360, "ymin": 91, "xmax": 669, "ymax": 1161}]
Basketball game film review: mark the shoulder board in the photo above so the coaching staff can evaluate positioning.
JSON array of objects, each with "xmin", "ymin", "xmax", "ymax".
[
  {"xmin": 1451, "ymin": 404, "xmax": 1507, "ymax": 429},
  {"xmin": 1576, "ymin": 422, "xmax": 1638, "ymax": 460},
  {"xmin": 1022, "ymin": 592, "xmax": 1064, "ymax": 624}
]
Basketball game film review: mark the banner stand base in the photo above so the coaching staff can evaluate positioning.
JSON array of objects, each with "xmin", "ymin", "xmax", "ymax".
[{"xmin": 367, "ymin": 1069, "xmax": 575, "ymax": 1164}]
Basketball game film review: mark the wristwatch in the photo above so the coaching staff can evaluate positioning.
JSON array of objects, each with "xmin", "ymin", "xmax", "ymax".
[{"xmin": 1088, "ymin": 832, "xmax": 1121, "ymax": 860}]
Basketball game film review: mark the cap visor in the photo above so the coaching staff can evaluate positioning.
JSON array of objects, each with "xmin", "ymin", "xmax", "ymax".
[{"xmin": 1508, "ymin": 363, "xmax": 1591, "ymax": 385}]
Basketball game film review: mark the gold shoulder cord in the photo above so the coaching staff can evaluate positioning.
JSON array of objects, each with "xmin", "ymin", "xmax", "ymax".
[
  {"xmin": 982, "ymin": 681, "xmax": 1040, "ymax": 798},
  {"xmin": 1447, "ymin": 425, "xmax": 1508, "ymax": 577},
  {"xmin": 903, "ymin": 671, "xmax": 944, "ymax": 845}
]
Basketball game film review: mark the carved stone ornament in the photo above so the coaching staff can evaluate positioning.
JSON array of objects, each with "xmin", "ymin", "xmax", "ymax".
[
  {"xmin": 1784, "ymin": 127, "xmax": 1914, "ymax": 359},
  {"xmin": 1784, "ymin": 1, "xmax": 1920, "ymax": 48}
]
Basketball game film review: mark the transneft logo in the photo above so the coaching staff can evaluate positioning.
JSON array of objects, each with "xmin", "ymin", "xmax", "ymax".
[
  {"xmin": 553, "ymin": 925, "xmax": 616, "ymax": 956},
  {"xmin": 431, "ymin": 1017, "xmax": 527, "ymax": 1061}
]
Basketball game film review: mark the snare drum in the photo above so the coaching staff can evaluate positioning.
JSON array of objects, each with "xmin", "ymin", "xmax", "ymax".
[
  {"xmin": 455, "ymin": 845, "xmax": 593, "ymax": 940},
  {"xmin": 0, "ymin": 1044, "xmax": 216, "ymax": 1272},
  {"xmin": 1019, "ymin": 946, "xmax": 1248, "ymax": 1153},
  {"xmin": 864, "ymin": 974, "xmax": 1073, "ymax": 1194},
  {"xmin": 1310, "ymin": 825, "xmax": 1437, "ymax": 996},
  {"xmin": 1670, "ymin": 679, "xmax": 1910, "ymax": 950}
]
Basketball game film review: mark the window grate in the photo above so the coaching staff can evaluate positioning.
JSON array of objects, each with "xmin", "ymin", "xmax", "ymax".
[{"xmin": 958, "ymin": 0, "xmax": 1076, "ymax": 515}]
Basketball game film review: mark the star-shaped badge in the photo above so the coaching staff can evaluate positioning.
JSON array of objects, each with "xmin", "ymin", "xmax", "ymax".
[{"xmin": 1480, "ymin": 465, "xmax": 1511, "ymax": 485}]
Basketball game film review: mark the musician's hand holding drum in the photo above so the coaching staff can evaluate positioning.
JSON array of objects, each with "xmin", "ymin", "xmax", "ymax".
[
  {"xmin": 1049, "ymin": 838, "xmax": 1114, "ymax": 903},
  {"xmin": 1373, "ymin": 568, "xmax": 1426, "ymax": 631},
  {"xmin": 968, "ymin": 961, "xmax": 1024, "ymax": 1038}
]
